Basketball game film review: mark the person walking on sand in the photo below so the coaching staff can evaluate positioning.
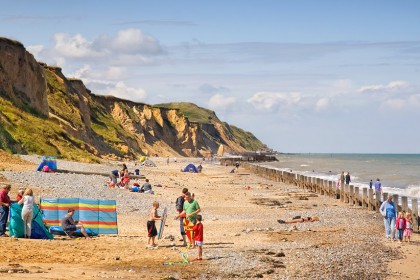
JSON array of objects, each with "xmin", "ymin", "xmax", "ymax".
[
  {"xmin": 0, "ymin": 184, "xmax": 12, "ymax": 237},
  {"xmin": 395, "ymin": 211, "xmax": 406, "ymax": 243},
  {"xmin": 192, "ymin": 214, "xmax": 204, "ymax": 261},
  {"xmin": 369, "ymin": 179, "xmax": 373, "ymax": 190},
  {"xmin": 18, "ymin": 188, "xmax": 35, "ymax": 238},
  {"xmin": 345, "ymin": 172, "xmax": 351, "ymax": 185},
  {"xmin": 147, "ymin": 201, "xmax": 163, "ymax": 247},
  {"xmin": 403, "ymin": 212, "xmax": 413, "ymax": 242},
  {"xmin": 379, "ymin": 196, "xmax": 397, "ymax": 241}
]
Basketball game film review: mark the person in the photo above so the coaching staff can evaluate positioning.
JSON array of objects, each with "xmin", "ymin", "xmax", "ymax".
[
  {"xmin": 61, "ymin": 208, "xmax": 90, "ymax": 239},
  {"xmin": 340, "ymin": 171, "xmax": 345, "ymax": 187},
  {"xmin": 369, "ymin": 179, "xmax": 373, "ymax": 190},
  {"xmin": 235, "ymin": 161, "xmax": 240, "ymax": 170},
  {"xmin": 140, "ymin": 179, "xmax": 152, "ymax": 193},
  {"xmin": 192, "ymin": 214, "xmax": 204, "ymax": 261},
  {"xmin": 147, "ymin": 201, "xmax": 163, "ymax": 247},
  {"xmin": 0, "ymin": 184, "xmax": 12, "ymax": 237},
  {"xmin": 176, "ymin": 192, "xmax": 201, "ymax": 247},
  {"xmin": 379, "ymin": 195, "xmax": 397, "ymax": 241},
  {"xmin": 175, "ymin": 188, "xmax": 188, "ymax": 246},
  {"xmin": 16, "ymin": 187, "xmax": 25, "ymax": 201},
  {"xmin": 18, "ymin": 188, "xmax": 35, "ymax": 238},
  {"xmin": 166, "ymin": 156, "xmax": 169, "ymax": 165},
  {"xmin": 374, "ymin": 178, "xmax": 382, "ymax": 193},
  {"xmin": 395, "ymin": 212, "xmax": 406, "ymax": 243},
  {"xmin": 277, "ymin": 216, "xmax": 320, "ymax": 224},
  {"xmin": 121, "ymin": 169, "xmax": 130, "ymax": 189},
  {"xmin": 119, "ymin": 163, "xmax": 128, "ymax": 178},
  {"xmin": 110, "ymin": 169, "xmax": 119, "ymax": 185},
  {"xmin": 403, "ymin": 212, "xmax": 413, "ymax": 242},
  {"xmin": 345, "ymin": 172, "xmax": 351, "ymax": 185},
  {"xmin": 197, "ymin": 164, "xmax": 202, "ymax": 173}
]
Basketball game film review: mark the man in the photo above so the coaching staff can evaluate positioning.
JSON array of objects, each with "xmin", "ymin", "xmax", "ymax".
[
  {"xmin": 140, "ymin": 179, "xmax": 152, "ymax": 193},
  {"xmin": 345, "ymin": 172, "xmax": 351, "ymax": 185},
  {"xmin": 175, "ymin": 188, "xmax": 188, "ymax": 246},
  {"xmin": 375, "ymin": 178, "xmax": 382, "ymax": 192},
  {"xmin": 0, "ymin": 184, "xmax": 12, "ymax": 237},
  {"xmin": 61, "ymin": 208, "xmax": 90, "ymax": 239},
  {"xmin": 177, "ymin": 192, "xmax": 201, "ymax": 223}
]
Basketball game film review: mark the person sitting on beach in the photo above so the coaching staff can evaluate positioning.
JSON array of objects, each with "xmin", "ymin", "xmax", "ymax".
[
  {"xmin": 140, "ymin": 179, "xmax": 152, "ymax": 193},
  {"xmin": 277, "ymin": 216, "xmax": 320, "ymax": 224},
  {"xmin": 61, "ymin": 208, "xmax": 91, "ymax": 239}
]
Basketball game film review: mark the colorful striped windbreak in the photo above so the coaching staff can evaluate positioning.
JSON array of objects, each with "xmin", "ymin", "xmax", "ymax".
[{"xmin": 40, "ymin": 198, "xmax": 118, "ymax": 235}]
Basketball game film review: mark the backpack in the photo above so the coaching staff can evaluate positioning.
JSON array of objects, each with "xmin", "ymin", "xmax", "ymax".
[{"xmin": 175, "ymin": 196, "xmax": 184, "ymax": 211}]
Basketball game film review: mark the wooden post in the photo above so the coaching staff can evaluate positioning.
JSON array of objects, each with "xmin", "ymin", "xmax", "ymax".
[
  {"xmin": 368, "ymin": 189, "xmax": 374, "ymax": 211},
  {"xmin": 344, "ymin": 184, "xmax": 349, "ymax": 203},
  {"xmin": 354, "ymin": 186, "xmax": 360, "ymax": 206},
  {"xmin": 362, "ymin": 188, "xmax": 367, "ymax": 208},
  {"xmin": 401, "ymin": 196, "xmax": 408, "ymax": 212},
  {"xmin": 375, "ymin": 191, "xmax": 381, "ymax": 212},
  {"xmin": 340, "ymin": 182, "xmax": 345, "ymax": 202},
  {"xmin": 349, "ymin": 185, "xmax": 354, "ymax": 205},
  {"xmin": 393, "ymin": 194, "xmax": 400, "ymax": 212},
  {"xmin": 328, "ymin": 181, "xmax": 333, "ymax": 197},
  {"xmin": 411, "ymin": 199, "xmax": 418, "ymax": 232}
]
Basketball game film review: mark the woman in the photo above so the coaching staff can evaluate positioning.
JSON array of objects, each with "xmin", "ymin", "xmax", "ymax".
[
  {"xmin": 18, "ymin": 188, "xmax": 35, "ymax": 238},
  {"xmin": 379, "ymin": 195, "xmax": 397, "ymax": 241}
]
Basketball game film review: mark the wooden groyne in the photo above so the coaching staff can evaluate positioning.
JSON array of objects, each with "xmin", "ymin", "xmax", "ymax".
[{"xmin": 243, "ymin": 163, "xmax": 419, "ymax": 230}]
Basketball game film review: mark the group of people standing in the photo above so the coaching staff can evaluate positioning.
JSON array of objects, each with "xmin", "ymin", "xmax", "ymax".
[
  {"xmin": 0, "ymin": 184, "xmax": 35, "ymax": 238},
  {"xmin": 379, "ymin": 195, "xmax": 413, "ymax": 242},
  {"xmin": 146, "ymin": 187, "xmax": 204, "ymax": 260}
]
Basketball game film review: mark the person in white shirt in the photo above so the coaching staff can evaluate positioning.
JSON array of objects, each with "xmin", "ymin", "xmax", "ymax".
[{"xmin": 18, "ymin": 188, "xmax": 35, "ymax": 238}]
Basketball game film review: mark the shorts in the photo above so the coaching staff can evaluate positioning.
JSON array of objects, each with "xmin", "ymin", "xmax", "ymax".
[
  {"xmin": 147, "ymin": 221, "xmax": 157, "ymax": 237},
  {"xmin": 194, "ymin": 240, "xmax": 203, "ymax": 246},
  {"xmin": 65, "ymin": 225, "xmax": 77, "ymax": 231},
  {"xmin": 403, "ymin": 228, "xmax": 412, "ymax": 237}
]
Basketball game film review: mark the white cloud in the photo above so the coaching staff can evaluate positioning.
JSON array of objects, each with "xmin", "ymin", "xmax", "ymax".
[
  {"xmin": 247, "ymin": 91, "xmax": 301, "ymax": 111},
  {"xmin": 208, "ymin": 94, "xmax": 236, "ymax": 110},
  {"xmin": 53, "ymin": 33, "xmax": 103, "ymax": 58},
  {"xmin": 110, "ymin": 28, "xmax": 162, "ymax": 54},
  {"xmin": 102, "ymin": 82, "xmax": 147, "ymax": 102},
  {"xmin": 358, "ymin": 80, "xmax": 409, "ymax": 93},
  {"xmin": 105, "ymin": 66, "xmax": 125, "ymax": 80},
  {"xmin": 315, "ymin": 97, "xmax": 329, "ymax": 111},
  {"xmin": 26, "ymin": 44, "xmax": 45, "ymax": 58}
]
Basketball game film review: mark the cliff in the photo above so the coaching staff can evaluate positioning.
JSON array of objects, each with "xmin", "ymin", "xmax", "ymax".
[{"xmin": 0, "ymin": 37, "xmax": 267, "ymax": 161}]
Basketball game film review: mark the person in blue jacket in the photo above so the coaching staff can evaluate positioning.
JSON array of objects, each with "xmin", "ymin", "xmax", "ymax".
[{"xmin": 379, "ymin": 195, "xmax": 397, "ymax": 241}]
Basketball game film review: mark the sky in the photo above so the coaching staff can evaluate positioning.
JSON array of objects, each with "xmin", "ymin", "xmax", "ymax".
[{"xmin": 1, "ymin": 0, "xmax": 420, "ymax": 153}]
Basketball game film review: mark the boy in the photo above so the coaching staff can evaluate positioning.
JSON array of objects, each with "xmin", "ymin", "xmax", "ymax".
[
  {"xmin": 147, "ymin": 201, "xmax": 163, "ymax": 247},
  {"xmin": 192, "ymin": 214, "xmax": 204, "ymax": 260}
]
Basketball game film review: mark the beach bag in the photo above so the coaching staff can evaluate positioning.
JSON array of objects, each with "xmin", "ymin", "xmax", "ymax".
[{"xmin": 175, "ymin": 196, "xmax": 184, "ymax": 211}]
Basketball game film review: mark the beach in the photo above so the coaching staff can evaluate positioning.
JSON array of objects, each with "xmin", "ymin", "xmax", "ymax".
[{"xmin": 0, "ymin": 152, "xmax": 418, "ymax": 279}]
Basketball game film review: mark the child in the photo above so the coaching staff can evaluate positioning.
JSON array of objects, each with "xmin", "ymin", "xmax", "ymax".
[
  {"xmin": 192, "ymin": 214, "xmax": 204, "ymax": 261},
  {"xmin": 403, "ymin": 212, "xmax": 413, "ymax": 242},
  {"xmin": 395, "ymin": 211, "xmax": 406, "ymax": 243},
  {"xmin": 147, "ymin": 201, "xmax": 163, "ymax": 247}
]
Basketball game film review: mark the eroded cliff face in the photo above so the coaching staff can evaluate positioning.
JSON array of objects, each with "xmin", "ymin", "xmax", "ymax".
[
  {"xmin": 0, "ymin": 37, "xmax": 265, "ymax": 160},
  {"xmin": 0, "ymin": 38, "xmax": 48, "ymax": 115}
]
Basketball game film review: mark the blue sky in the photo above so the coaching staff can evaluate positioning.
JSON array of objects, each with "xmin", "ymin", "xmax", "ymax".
[{"xmin": 1, "ymin": 0, "xmax": 420, "ymax": 153}]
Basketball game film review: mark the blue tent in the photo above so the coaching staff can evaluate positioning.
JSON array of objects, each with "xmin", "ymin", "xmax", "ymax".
[
  {"xmin": 9, "ymin": 203, "xmax": 53, "ymax": 239},
  {"xmin": 36, "ymin": 156, "xmax": 57, "ymax": 171},
  {"xmin": 182, "ymin": 163, "xmax": 198, "ymax": 173}
]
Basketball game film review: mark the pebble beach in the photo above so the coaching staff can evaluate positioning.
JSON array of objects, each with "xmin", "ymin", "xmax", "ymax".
[{"xmin": 0, "ymin": 153, "xmax": 417, "ymax": 279}]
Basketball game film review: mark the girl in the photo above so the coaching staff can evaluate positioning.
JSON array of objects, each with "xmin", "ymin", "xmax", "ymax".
[
  {"xmin": 403, "ymin": 212, "xmax": 413, "ymax": 242},
  {"xmin": 395, "ymin": 212, "xmax": 406, "ymax": 243},
  {"xmin": 18, "ymin": 188, "xmax": 35, "ymax": 238}
]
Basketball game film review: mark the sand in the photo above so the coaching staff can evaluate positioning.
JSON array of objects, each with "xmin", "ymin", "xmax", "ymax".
[{"xmin": 0, "ymin": 153, "xmax": 418, "ymax": 279}]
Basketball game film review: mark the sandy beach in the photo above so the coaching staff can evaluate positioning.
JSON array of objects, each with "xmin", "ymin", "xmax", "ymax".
[{"xmin": 0, "ymin": 152, "xmax": 418, "ymax": 280}]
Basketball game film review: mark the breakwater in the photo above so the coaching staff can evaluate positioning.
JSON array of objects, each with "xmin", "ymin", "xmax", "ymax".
[{"xmin": 243, "ymin": 162, "xmax": 419, "ymax": 230}]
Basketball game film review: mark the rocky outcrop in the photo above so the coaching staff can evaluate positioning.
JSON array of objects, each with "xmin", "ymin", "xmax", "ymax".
[{"xmin": 0, "ymin": 37, "xmax": 267, "ymax": 161}]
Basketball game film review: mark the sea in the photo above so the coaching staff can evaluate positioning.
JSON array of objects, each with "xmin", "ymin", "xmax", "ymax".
[{"xmin": 259, "ymin": 153, "xmax": 420, "ymax": 200}]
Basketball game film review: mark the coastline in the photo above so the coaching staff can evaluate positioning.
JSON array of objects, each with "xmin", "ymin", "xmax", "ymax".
[{"xmin": 0, "ymin": 154, "xmax": 417, "ymax": 279}]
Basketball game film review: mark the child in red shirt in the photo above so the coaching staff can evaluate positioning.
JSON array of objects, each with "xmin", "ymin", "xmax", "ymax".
[{"xmin": 192, "ymin": 214, "xmax": 204, "ymax": 260}]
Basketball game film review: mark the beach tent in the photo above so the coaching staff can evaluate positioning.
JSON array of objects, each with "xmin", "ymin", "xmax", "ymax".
[
  {"xmin": 39, "ymin": 198, "xmax": 118, "ymax": 235},
  {"xmin": 8, "ymin": 203, "xmax": 54, "ymax": 239},
  {"xmin": 36, "ymin": 156, "xmax": 57, "ymax": 171},
  {"xmin": 143, "ymin": 159, "xmax": 156, "ymax": 167},
  {"xmin": 182, "ymin": 163, "xmax": 198, "ymax": 173}
]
